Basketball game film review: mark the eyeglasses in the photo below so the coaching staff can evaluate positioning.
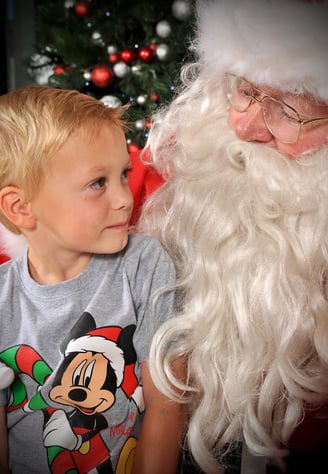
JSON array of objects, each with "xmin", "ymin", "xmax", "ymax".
[{"xmin": 226, "ymin": 75, "xmax": 328, "ymax": 144}]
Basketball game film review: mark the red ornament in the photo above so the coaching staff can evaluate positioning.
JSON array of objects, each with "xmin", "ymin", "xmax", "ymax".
[
  {"xmin": 138, "ymin": 47, "xmax": 154, "ymax": 63},
  {"xmin": 145, "ymin": 119, "xmax": 152, "ymax": 129},
  {"xmin": 128, "ymin": 142, "xmax": 142, "ymax": 154},
  {"xmin": 53, "ymin": 65, "xmax": 66, "ymax": 75},
  {"xmin": 74, "ymin": 1, "xmax": 90, "ymax": 17},
  {"xmin": 149, "ymin": 42, "xmax": 157, "ymax": 52},
  {"xmin": 120, "ymin": 48, "xmax": 137, "ymax": 65},
  {"xmin": 91, "ymin": 65, "xmax": 114, "ymax": 88},
  {"xmin": 108, "ymin": 52, "xmax": 120, "ymax": 64},
  {"xmin": 150, "ymin": 92, "xmax": 160, "ymax": 102}
]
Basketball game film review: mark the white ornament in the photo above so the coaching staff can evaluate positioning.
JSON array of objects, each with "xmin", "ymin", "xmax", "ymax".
[
  {"xmin": 156, "ymin": 20, "xmax": 171, "ymax": 38},
  {"xmin": 92, "ymin": 31, "xmax": 104, "ymax": 46},
  {"xmin": 131, "ymin": 64, "xmax": 142, "ymax": 75},
  {"xmin": 100, "ymin": 95, "xmax": 122, "ymax": 108},
  {"xmin": 171, "ymin": 1, "xmax": 192, "ymax": 21},
  {"xmin": 156, "ymin": 43, "xmax": 170, "ymax": 61},
  {"xmin": 0, "ymin": 223, "xmax": 27, "ymax": 258},
  {"xmin": 135, "ymin": 119, "xmax": 145, "ymax": 130},
  {"xmin": 113, "ymin": 61, "xmax": 130, "ymax": 78},
  {"xmin": 107, "ymin": 45, "xmax": 118, "ymax": 55},
  {"xmin": 137, "ymin": 94, "xmax": 148, "ymax": 105},
  {"xmin": 64, "ymin": 0, "xmax": 74, "ymax": 8},
  {"xmin": 83, "ymin": 71, "xmax": 92, "ymax": 80}
]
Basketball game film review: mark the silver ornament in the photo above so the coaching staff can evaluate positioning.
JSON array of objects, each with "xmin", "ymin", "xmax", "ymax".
[
  {"xmin": 137, "ymin": 94, "xmax": 148, "ymax": 105},
  {"xmin": 107, "ymin": 45, "xmax": 118, "ymax": 54},
  {"xmin": 100, "ymin": 95, "xmax": 122, "ymax": 108},
  {"xmin": 135, "ymin": 119, "xmax": 145, "ymax": 130},
  {"xmin": 156, "ymin": 43, "xmax": 170, "ymax": 61},
  {"xmin": 156, "ymin": 20, "xmax": 171, "ymax": 38},
  {"xmin": 113, "ymin": 61, "xmax": 131, "ymax": 78},
  {"xmin": 171, "ymin": 1, "xmax": 192, "ymax": 21}
]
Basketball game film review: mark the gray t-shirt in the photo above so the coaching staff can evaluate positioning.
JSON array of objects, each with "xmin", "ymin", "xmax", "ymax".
[{"xmin": 0, "ymin": 233, "xmax": 175, "ymax": 474}]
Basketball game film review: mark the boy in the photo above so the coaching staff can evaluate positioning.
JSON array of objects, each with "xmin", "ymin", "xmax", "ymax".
[{"xmin": 0, "ymin": 85, "xmax": 185, "ymax": 474}]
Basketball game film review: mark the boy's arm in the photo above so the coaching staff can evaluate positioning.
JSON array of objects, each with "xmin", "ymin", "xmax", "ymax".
[
  {"xmin": 132, "ymin": 361, "xmax": 186, "ymax": 474},
  {"xmin": 0, "ymin": 405, "xmax": 10, "ymax": 474}
]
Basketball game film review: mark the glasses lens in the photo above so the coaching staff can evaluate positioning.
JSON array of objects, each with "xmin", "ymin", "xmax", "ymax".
[
  {"xmin": 227, "ymin": 77, "xmax": 253, "ymax": 112},
  {"xmin": 262, "ymin": 97, "xmax": 300, "ymax": 144}
]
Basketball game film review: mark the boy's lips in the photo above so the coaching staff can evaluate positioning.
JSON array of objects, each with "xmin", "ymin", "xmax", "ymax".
[{"xmin": 106, "ymin": 220, "xmax": 129, "ymax": 230}]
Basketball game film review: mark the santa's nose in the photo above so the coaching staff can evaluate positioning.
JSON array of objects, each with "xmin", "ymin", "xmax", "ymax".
[{"xmin": 229, "ymin": 103, "xmax": 273, "ymax": 143}]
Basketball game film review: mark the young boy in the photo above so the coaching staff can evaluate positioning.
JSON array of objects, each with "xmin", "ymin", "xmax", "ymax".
[{"xmin": 0, "ymin": 86, "xmax": 185, "ymax": 474}]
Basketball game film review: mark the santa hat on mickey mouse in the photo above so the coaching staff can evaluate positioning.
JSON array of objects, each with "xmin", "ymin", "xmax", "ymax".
[
  {"xmin": 194, "ymin": 0, "xmax": 328, "ymax": 103},
  {"xmin": 66, "ymin": 328, "xmax": 126, "ymax": 387},
  {"xmin": 65, "ymin": 326, "xmax": 145, "ymax": 412}
]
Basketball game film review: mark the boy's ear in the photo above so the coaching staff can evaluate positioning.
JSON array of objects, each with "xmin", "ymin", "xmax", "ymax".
[{"xmin": 0, "ymin": 186, "xmax": 36, "ymax": 230}]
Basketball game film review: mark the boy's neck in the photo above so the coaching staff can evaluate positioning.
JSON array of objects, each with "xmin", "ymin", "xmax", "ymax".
[{"xmin": 27, "ymin": 248, "xmax": 93, "ymax": 285}]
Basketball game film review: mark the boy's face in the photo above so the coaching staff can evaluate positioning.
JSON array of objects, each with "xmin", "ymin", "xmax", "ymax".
[{"xmin": 30, "ymin": 124, "xmax": 133, "ymax": 257}]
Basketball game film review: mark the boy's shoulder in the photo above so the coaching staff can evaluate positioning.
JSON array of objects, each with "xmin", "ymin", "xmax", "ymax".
[
  {"xmin": 126, "ymin": 233, "xmax": 168, "ymax": 258},
  {"xmin": 0, "ymin": 256, "xmax": 17, "ymax": 275},
  {"xmin": 0, "ymin": 255, "xmax": 21, "ymax": 289}
]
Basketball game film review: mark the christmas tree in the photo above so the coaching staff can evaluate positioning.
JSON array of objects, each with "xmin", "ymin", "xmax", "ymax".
[{"xmin": 28, "ymin": 0, "xmax": 195, "ymax": 150}]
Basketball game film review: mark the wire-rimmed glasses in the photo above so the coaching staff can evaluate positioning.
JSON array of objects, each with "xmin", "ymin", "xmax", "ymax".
[{"xmin": 226, "ymin": 75, "xmax": 328, "ymax": 144}]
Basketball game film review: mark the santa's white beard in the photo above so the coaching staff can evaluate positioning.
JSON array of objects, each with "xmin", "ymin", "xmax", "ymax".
[
  {"xmin": 180, "ymin": 131, "xmax": 328, "ymax": 393},
  {"xmin": 141, "ymin": 120, "xmax": 328, "ymax": 461},
  {"xmin": 211, "ymin": 135, "xmax": 328, "ymax": 388}
]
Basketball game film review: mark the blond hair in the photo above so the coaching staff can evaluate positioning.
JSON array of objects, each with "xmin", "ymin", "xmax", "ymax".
[{"xmin": 0, "ymin": 85, "xmax": 126, "ymax": 233}]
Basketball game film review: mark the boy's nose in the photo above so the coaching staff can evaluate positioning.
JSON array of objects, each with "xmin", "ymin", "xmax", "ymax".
[{"xmin": 111, "ymin": 185, "xmax": 133, "ymax": 210}]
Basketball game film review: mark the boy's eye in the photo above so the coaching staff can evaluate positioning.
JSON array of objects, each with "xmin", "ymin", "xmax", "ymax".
[
  {"xmin": 90, "ymin": 177, "xmax": 106, "ymax": 189},
  {"xmin": 122, "ymin": 167, "xmax": 133, "ymax": 181}
]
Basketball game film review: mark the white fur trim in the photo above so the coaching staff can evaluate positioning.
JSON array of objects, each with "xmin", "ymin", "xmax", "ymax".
[
  {"xmin": 195, "ymin": 0, "xmax": 328, "ymax": 101},
  {"xmin": 0, "ymin": 223, "xmax": 27, "ymax": 258},
  {"xmin": 65, "ymin": 335, "xmax": 125, "ymax": 387}
]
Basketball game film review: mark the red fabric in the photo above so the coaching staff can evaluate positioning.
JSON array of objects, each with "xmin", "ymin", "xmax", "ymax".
[
  {"xmin": 0, "ymin": 248, "xmax": 10, "ymax": 264},
  {"xmin": 128, "ymin": 149, "xmax": 164, "ymax": 225}
]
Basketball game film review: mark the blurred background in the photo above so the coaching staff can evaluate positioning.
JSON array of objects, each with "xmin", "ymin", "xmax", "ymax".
[{"xmin": 2, "ymin": 0, "xmax": 195, "ymax": 149}]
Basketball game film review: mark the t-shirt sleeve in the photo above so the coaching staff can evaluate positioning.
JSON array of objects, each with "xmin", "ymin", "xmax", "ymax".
[{"xmin": 131, "ymin": 237, "xmax": 175, "ymax": 363}]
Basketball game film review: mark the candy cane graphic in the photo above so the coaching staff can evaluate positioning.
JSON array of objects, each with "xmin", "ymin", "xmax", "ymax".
[{"xmin": 0, "ymin": 345, "xmax": 78, "ymax": 473}]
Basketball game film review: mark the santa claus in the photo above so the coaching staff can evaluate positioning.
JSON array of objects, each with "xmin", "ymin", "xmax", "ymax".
[{"xmin": 137, "ymin": 0, "xmax": 328, "ymax": 473}]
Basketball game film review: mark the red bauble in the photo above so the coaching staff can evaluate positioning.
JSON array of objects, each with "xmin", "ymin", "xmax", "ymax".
[
  {"xmin": 145, "ymin": 119, "xmax": 152, "ymax": 129},
  {"xmin": 138, "ymin": 47, "xmax": 154, "ymax": 63},
  {"xmin": 53, "ymin": 65, "xmax": 66, "ymax": 75},
  {"xmin": 108, "ymin": 52, "xmax": 120, "ymax": 64},
  {"xmin": 120, "ymin": 48, "xmax": 137, "ymax": 65},
  {"xmin": 128, "ymin": 142, "xmax": 142, "ymax": 154},
  {"xmin": 74, "ymin": 1, "xmax": 90, "ymax": 17},
  {"xmin": 91, "ymin": 65, "xmax": 114, "ymax": 88},
  {"xmin": 150, "ymin": 92, "xmax": 160, "ymax": 102}
]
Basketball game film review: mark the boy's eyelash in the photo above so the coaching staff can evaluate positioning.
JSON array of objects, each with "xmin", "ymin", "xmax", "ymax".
[{"xmin": 123, "ymin": 167, "xmax": 133, "ymax": 176}]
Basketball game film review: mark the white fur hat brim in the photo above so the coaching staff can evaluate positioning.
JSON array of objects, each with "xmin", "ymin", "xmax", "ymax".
[{"xmin": 195, "ymin": 0, "xmax": 328, "ymax": 102}]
